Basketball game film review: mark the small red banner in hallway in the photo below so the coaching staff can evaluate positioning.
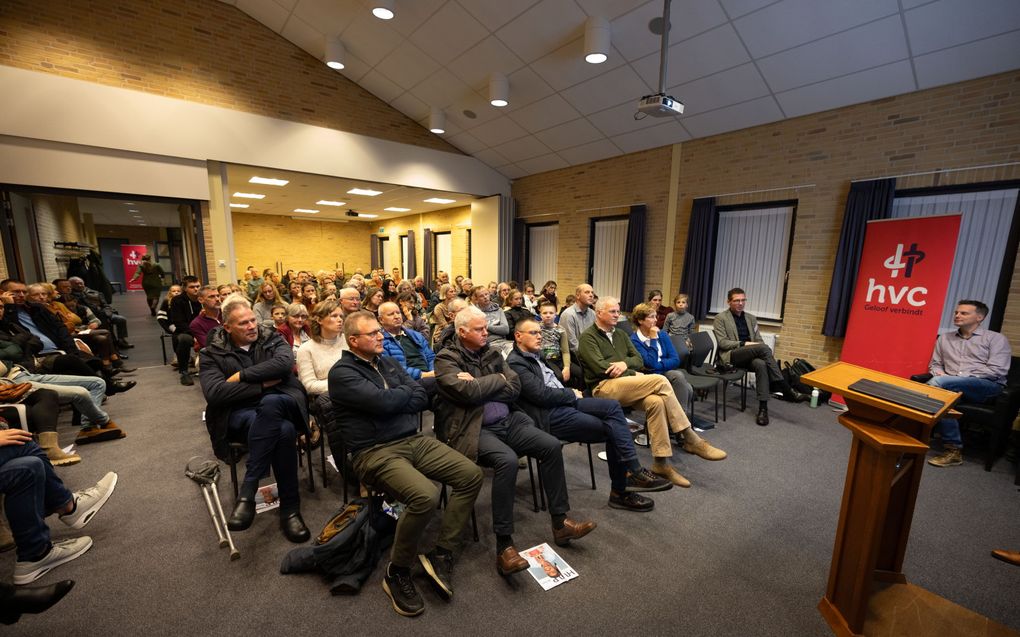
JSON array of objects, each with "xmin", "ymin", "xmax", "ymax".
[
  {"xmin": 839, "ymin": 214, "xmax": 961, "ymax": 380},
  {"xmin": 121, "ymin": 244, "xmax": 147, "ymax": 291}
]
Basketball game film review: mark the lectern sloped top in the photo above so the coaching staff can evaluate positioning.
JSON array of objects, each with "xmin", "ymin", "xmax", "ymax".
[{"xmin": 800, "ymin": 361, "xmax": 960, "ymax": 427}]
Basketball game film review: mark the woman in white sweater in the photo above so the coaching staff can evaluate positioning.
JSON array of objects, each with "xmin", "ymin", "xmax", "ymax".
[{"xmin": 296, "ymin": 299, "xmax": 348, "ymax": 397}]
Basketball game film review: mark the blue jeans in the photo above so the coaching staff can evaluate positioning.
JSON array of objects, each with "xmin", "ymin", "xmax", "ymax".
[
  {"xmin": 547, "ymin": 397, "xmax": 638, "ymax": 493},
  {"xmin": 14, "ymin": 371, "xmax": 109, "ymax": 426},
  {"xmin": 228, "ymin": 393, "xmax": 302, "ymax": 511},
  {"xmin": 927, "ymin": 375, "xmax": 1004, "ymax": 448},
  {"xmin": 0, "ymin": 441, "xmax": 73, "ymax": 562}
]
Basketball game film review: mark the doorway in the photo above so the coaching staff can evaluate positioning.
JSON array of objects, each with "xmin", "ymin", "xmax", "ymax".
[
  {"xmin": 2, "ymin": 191, "xmax": 45, "ymax": 283},
  {"xmin": 98, "ymin": 237, "xmax": 129, "ymax": 287}
]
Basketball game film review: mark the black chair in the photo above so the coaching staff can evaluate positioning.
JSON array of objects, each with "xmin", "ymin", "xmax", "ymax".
[
  {"xmin": 687, "ymin": 331, "xmax": 747, "ymax": 420},
  {"xmin": 671, "ymin": 334, "xmax": 720, "ymax": 422},
  {"xmin": 682, "ymin": 332, "xmax": 723, "ymax": 421},
  {"xmin": 159, "ymin": 332, "xmax": 173, "ymax": 365},
  {"xmin": 616, "ymin": 318, "xmax": 635, "ymax": 335},
  {"xmin": 911, "ymin": 356, "xmax": 1020, "ymax": 475},
  {"xmin": 225, "ymin": 427, "xmax": 318, "ymax": 500}
]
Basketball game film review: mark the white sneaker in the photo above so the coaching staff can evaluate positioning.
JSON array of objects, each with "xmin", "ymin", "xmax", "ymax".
[
  {"xmin": 59, "ymin": 472, "xmax": 118, "ymax": 530},
  {"xmin": 13, "ymin": 536, "xmax": 93, "ymax": 585}
]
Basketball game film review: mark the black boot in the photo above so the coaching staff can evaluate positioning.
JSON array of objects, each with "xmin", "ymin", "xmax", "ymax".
[
  {"xmin": 756, "ymin": 402, "xmax": 769, "ymax": 426},
  {"xmin": 0, "ymin": 580, "xmax": 75, "ymax": 625},
  {"xmin": 227, "ymin": 497, "xmax": 256, "ymax": 531},
  {"xmin": 779, "ymin": 380, "xmax": 809, "ymax": 403},
  {"xmin": 280, "ymin": 510, "xmax": 310, "ymax": 543}
]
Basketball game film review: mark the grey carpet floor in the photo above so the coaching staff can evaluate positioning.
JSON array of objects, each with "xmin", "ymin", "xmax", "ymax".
[{"xmin": 3, "ymin": 294, "xmax": 1017, "ymax": 636}]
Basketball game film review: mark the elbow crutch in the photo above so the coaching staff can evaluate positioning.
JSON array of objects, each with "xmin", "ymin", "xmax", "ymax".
[{"xmin": 185, "ymin": 458, "xmax": 240, "ymax": 561}]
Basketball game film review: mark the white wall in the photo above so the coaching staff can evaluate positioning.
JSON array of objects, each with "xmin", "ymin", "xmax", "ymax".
[{"xmin": 471, "ymin": 196, "xmax": 501, "ymax": 285}]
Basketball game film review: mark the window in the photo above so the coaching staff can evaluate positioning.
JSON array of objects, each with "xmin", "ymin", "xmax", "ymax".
[
  {"xmin": 527, "ymin": 223, "xmax": 558, "ymax": 287},
  {"xmin": 434, "ymin": 231, "xmax": 452, "ymax": 278},
  {"xmin": 399, "ymin": 235, "xmax": 408, "ymax": 279},
  {"xmin": 589, "ymin": 217, "xmax": 628, "ymax": 300},
  {"xmin": 710, "ymin": 202, "xmax": 795, "ymax": 320},
  {"xmin": 891, "ymin": 185, "xmax": 1019, "ymax": 332},
  {"xmin": 378, "ymin": 236, "xmax": 391, "ymax": 274}
]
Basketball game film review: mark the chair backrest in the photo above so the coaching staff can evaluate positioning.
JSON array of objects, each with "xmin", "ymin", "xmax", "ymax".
[
  {"xmin": 688, "ymin": 331, "xmax": 714, "ymax": 370},
  {"xmin": 616, "ymin": 318, "xmax": 634, "ymax": 335},
  {"xmin": 668, "ymin": 334, "xmax": 689, "ymax": 364},
  {"xmin": 1007, "ymin": 356, "xmax": 1020, "ymax": 386}
]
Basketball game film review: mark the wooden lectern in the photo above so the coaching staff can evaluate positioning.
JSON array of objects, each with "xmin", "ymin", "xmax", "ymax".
[{"xmin": 802, "ymin": 362, "xmax": 962, "ymax": 637}]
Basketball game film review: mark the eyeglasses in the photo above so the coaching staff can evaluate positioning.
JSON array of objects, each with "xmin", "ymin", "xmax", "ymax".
[
  {"xmin": 518, "ymin": 330, "xmax": 541, "ymax": 336},
  {"xmin": 351, "ymin": 328, "xmax": 383, "ymax": 338}
]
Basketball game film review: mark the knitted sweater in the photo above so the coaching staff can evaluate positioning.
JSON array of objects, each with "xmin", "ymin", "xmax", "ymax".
[{"xmin": 296, "ymin": 335, "xmax": 348, "ymax": 396}]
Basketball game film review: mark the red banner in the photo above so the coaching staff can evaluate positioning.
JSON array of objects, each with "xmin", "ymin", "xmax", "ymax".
[
  {"xmin": 121, "ymin": 244, "xmax": 147, "ymax": 291},
  {"xmin": 840, "ymin": 215, "xmax": 961, "ymax": 380}
]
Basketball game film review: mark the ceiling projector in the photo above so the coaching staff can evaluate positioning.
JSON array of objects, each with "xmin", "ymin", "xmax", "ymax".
[{"xmin": 638, "ymin": 93, "xmax": 684, "ymax": 117}]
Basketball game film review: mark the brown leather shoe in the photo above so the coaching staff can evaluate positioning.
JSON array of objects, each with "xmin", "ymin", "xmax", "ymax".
[
  {"xmin": 497, "ymin": 546, "xmax": 528, "ymax": 575},
  {"xmin": 650, "ymin": 463, "xmax": 691, "ymax": 488},
  {"xmin": 553, "ymin": 517, "xmax": 596, "ymax": 547},
  {"xmin": 991, "ymin": 549, "xmax": 1020, "ymax": 566}
]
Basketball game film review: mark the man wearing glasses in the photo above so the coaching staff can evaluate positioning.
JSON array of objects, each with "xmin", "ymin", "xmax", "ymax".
[
  {"xmin": 576, "ymin": 297, "xmax": 726, "ymax": 489},
  {"xmin": 329, "ymin": 310, "xmax": 482, "ymax": 617}
]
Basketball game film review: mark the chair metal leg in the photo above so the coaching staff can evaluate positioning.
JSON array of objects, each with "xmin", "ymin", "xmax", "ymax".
[
  {"xmin": 228, "ymin": 449, "xmax": 239, "ymax": 501},
  {"xmin": 526, "ymin": 457, "xmax": 541, "ymax": 513},
  {"xmin": 319, "ymin": 436, "xmax": 329, "ymax": 488},
  {"xmin": 304, "ymin": 434, "xmax": 315, "ymax": 493},
  {"xmin": 714, "ymin": 383, "xmax": 719, "ymax": 422},
  {"xmin": 471, "ymin": 508, "xmax": 479, "ymax": 542},
  {"xmin": 160, "ymin": 335, "xmax": 168, "ymax": 365},
  {"xmin": 586, "ymin": 443, "xmax": 596, "ymax": 490},
  {"xmin": 722, "ymin": 380, "xmax": 728, "ymax": 422}
]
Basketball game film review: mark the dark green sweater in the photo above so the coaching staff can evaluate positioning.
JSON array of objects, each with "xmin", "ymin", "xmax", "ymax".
[{"xmin": 576, "ymin": 323, "xmax": 644, "ymax": 391}]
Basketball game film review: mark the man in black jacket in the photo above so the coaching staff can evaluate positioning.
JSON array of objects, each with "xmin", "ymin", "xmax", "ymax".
[
  {"xmin": 199, "ymin": 296, "xmax": 309, "ymax": 543},
  {"xmin": 329, "ymin": 310, "xmax": 482, "ymax": 617},
  {"xmin": 434, "ymin": 306, "xmax": 595, "ymax": 577},
  {"xmin": 170, "ymin": 276, "xmax": 202, "ymax": 386},
  {"xmin": 507, "ymin": 319, "xmax": 670, "ymax": 512}
]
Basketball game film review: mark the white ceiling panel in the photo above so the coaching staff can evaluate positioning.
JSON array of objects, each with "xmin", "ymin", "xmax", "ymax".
[
  {"xmin": 357, "ymin": 70, "xmax": 404, "ymax": 103},
  {"xmin": 491, "ymin": 135, "xmax": 553, "ymax": 163},
  {"xmin": 718, "ymin": 0, "xmax": 778, "ymax": 19},
  {"xmin": 530, "ymin": 39, "xmax": 627, "ymax": 91},
  {"xmin": 447, "ymin": 37, "xmax": 526, "ymax": 89},
  {"xmin": 446, "ymin": 130, "xmax": 488, "ymax": 154},
  {"xmin": 669, "ymin": 63, "xmax": 770, "ymax": 116},
  {"xmin": 904, "ymin": 0, "xmax": 1020, "ymax": 55},
  {"xmin": 292, "ymin": 0, "xmax": 360, "ymax": 37},
  {"xmin": 337, "ymin": 50, "xmax": 371, "ymax": 82},
  {"xmin": 460, "ymin": 0, "xmax": 539, "ymax": 32},
  {"xmin": 516, "ymin": 153, "xmax": 570, "ymax": 174},
  {"xmin": 275, "ymin": 0, "xmax": 298, "ymax": 10},
  {"xmin": 444, "ymin": 91, "xmax": 506, "ymax": 131},
  {"xmin": 409, "ymin": 2, "xmax": 490, "ymax": 65},
  {"xmin": 757, "ymin": 15, "xmax": 909, "ymax": 93},
  {"xmin": 533, "ymin": 117, "xmax": 606, "ymax": 151},
  {"xmin": 611, "ymin": 119, "xmax": 690, "ymax": 153},
  {"xmin": 632, "ymin": 24, "xmax": 750, "ymax": 89},
  {"xmin": 587, "ymin": 100, "xmax": 664, "ymax": 137},
  {"xmin": 734, "ymin": 0, "xmax": 899, "ymax": 58},
  {"xmin": 507, "ymin": 94, "xmax": 583, "ymax": 133},
  {"xmin": 914, "ymin": 30, "xmax": 1020, "ymax": 89},
  {"xmin": 236, "ymin": 0, "xmax": 291, "ymax": 32},
  {"xmin": 410, "ymin": 68, "xmax": 475, "ymax": 110},
  {"xmin": 612, "ymin": 0, "xmax": 729, "ymax": 62},
  {"xmin": 389, "ymin": 92, "xmax": 429, "ymax": 122},
  {"xmin": 558, "ymin": 138, "xmax": 623, "ymax": 165},
  {"xmin": 501, "ymin": 67, "xmax": 557, "ymax": 112},
  {"xmin": 775, "ymin": 60, "xmax": 915, "ymax": 118},
  {"xmin": 281, "ymin": 13, "xmax": 326, "ymax": 60},
  {"xmin": 494, "ymin": 0, "xmax": 588, "ymax": 63},
  {"xmin": 468, "ymin": 116, "xmax": 530, "ymax": 147},
  {"xmin": 561, "ymin": 64, "xmax": 652, "ymax": 115},
  {"xmin": 382, "ymin": 0, "xmax": 446, "ymax": 37},
  {"xmin": 473, "ymin": 147, "xmax": 512, "ymax": 167},
  {"xmin": 681, "ymin": 95, "xmax": 783, "ymax": 138},
  {"xmin": 497, "ymin": 163, "xmax": 529, "ymax": 179},
  {"xmin": 337, "ymin": 11, "xmax": 404, "ymax": 66},
  {"xmin": 375, "ymin": 40, "xmax": 441, "ymax": 89},
  {"xmin": 574, "ymin": 0, "xmax": 651, "ymax": 21}
]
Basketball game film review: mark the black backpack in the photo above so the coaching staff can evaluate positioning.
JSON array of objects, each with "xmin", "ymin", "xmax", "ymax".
[{"xmin": 782, "ymin": 358, "xmax": 832, "ymax": 403}]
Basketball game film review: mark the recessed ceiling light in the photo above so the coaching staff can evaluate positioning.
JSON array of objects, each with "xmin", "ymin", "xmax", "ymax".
[
  {"xmin": 229, "ymin": 203, "xmax": 250, "ymax": 208},
  {"xmin": 249, "ymin": 176, "xmax": 289, "ymax": 186},
  {"xmin": 424, "ymin": 197, "xmax": 456, "ymax": 204},
  {"xmin": 347, "ymin": 188, "xmax": 383, "ymax": 196},
  {"xmin": 324, "ymin": 36, "xmax": 345, "ymax": 70},
  {"xmin": 356, "ymin": 213, "xmax": 379, "ymax": 219},
  {"xmin": 233, "ymin": 192, "xmax": 265, "ymax": 199},
  {"xmin": 316, "ymin": 200, "xmax": 346, "ymax": 206},
  {"xmin": 293, "ymin": 208, "xmax": 319, "ymax": 214},
  {"xmin": 128, "ymin": 209, "xmax": 140, "ymax": 212},
  {"xmin": 123, "ymin": 202, "xmax": 135, "ymax": 205},
  {"xmin": 384, "ymin": 207, "xmax": 411, "ymax": 212},
  {"xmin": 584, "ymin": 17, "xmax": 610, "ymax": 64},
  {"xmin": 372, "ymin": 0, "xmax": 394, "ymax": 20}
]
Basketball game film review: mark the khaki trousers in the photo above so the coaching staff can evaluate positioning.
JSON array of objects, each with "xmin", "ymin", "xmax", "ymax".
[{"xmin": 593, "ymin": 374, "xmax": 690, "ymax": 458}]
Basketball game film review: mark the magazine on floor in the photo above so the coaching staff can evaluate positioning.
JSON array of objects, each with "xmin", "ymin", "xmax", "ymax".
[
  {"xmin": 523, "ymin": 543, "xmax": 578, "ymax": 591},
  {"xmin": 254, "ymin": 483, "xmax": 280, "ymax": 513}
]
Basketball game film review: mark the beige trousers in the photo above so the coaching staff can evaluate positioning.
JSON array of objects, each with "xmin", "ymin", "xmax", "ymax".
[{"xmin": 593, "ymin": 373, "xmax": 691, "ymax": 458}]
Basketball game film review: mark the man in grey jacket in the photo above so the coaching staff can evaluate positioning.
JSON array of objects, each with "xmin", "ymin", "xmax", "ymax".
[
  {"xmin": 712, "ymin": 288, "xmax": 807, "ymax": 426},
  {"xmin": 469, "ymin": 286, "xmax": 511, "ymax": 355}
]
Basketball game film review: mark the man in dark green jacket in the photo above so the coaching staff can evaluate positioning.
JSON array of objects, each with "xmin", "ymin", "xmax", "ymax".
[{"xmin": 576, "ymin": 296, "xmax": 726, "ymax": 488}]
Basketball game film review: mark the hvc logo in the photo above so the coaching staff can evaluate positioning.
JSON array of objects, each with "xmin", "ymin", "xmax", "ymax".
[{"xmin": 866, "ymin": 243, "xmax": 928, "ymax": 306}]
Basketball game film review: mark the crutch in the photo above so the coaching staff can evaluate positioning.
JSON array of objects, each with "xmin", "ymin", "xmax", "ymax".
[{"xmin": 185, "ymin": 458, "xmax": 240, "ymax": 561}]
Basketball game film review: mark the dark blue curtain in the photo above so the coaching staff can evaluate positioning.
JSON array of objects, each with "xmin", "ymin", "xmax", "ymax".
[
  {"xmin": 422, "ymin": 228, "xmax": 433, "ymax": 286},
  {"xmin": 406, "ymin": 229, "xmax": 417, "ymax": 279},
  {"xmin": 619, "ymin": 205, "xmax": 646, "ymax": 311},
  {"xmin": 821, "ymin": 178, "xmax": 896, "ymax": 337},
  {"xmin": 512, "ymin": 219, "xmax": 526, "ymax": 284},
  {"xmin": 679, "ymin": 197, "xmax": 717, "ymax": 321},
  {"xmin": 370, "ymin": 235, "xmax": 379, "ymax": 270}
]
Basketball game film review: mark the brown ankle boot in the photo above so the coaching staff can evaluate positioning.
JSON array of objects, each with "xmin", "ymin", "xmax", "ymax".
[{"xmin": 38, "ymin": 431, "xmax": 82, "ymax": 466}]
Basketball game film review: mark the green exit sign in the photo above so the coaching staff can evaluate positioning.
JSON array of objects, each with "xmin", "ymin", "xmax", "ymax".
[{"xmin": 378, "ymin": 227, "xmax": 385, "ymax": 233}]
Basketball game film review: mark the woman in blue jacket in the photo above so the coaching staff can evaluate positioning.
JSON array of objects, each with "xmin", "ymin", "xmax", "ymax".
[{"xmin": 630, "ymin": 303, "xmax": 701, "ymax": 426}]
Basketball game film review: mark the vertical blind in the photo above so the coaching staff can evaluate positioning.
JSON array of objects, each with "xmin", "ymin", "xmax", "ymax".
[
  {"xmin": 891, "ymin": 188, "xmax": 1018, "ymax": 333},
  {"xmin": 592, "ymin": 218, "xmax": 628, "ymax": 301},
  {"xmin": 710, "ymin": 206, "xmax": 793, "ymax": 320},
  {"xmin": 527, "ymin": 224, "xmax": 558, "ymax": 287},
  {"xmin": 400, "ymin": 235, "xmax": 408, "ymax": 279},
  {"xmin": 434, "ymin": 233, "xmax": 452, "ymax": 277},
  {"xmin": 379, "ymin": 237, "xmax": 392, "ymax": 275}
]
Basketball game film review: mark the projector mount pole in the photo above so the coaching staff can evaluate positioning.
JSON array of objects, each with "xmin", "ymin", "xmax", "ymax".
[{"xmin": 657, "ymin": 0, "xmax": 672, "ymax": 95}]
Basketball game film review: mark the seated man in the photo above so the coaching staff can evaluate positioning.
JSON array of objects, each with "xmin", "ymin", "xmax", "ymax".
[
  {"xmin": 0, "ymin": 425, "xmax": 117, "ymax": 584},
  {"xmin": 67, "ymin": 277, "xmax": 130, "ymax": 349},
  {"xmin": 330, "ymin": 311, "xmax": 482, "ymax": 617},
  {"xmin": 434, "ymin": 306, "xmax": 595, "ymax": 577},
  {"xmin": 188, "ymin": 286, "xmax": 222, "ymax": 349},
  {"xmin": 199, "ymin": 295, "xmax": 309, "ymax": 543},
  {"xmin": 468, "ymin": 286, "xmax": 511, "ymax": 354},
  {"xmin": 713, "ymin": 288, "xmax": 807, "ymax": 426},
  {"xmin": 379, "ymin": 301, "xmax": 437, "ymax": 398},
  {"xmin": 337, "ymin": 287, "xmax": 362, "ymax": 319},
  {"xmin": 170, "ymin": 276, "xmax": 203, "ymax": 386},
  {"xmin": 926, "ymin": 299, "xmax": 1011, "ymax": 467},
  {"xmin": 507, "ymin": 318, "xmax": 670, "ymax": 512},
  {"xmin": 577, "ymin": 296, "xmax": 726, "ymax": 488},
  {"xmin": 559, "ymin": 284, "xmax": 596, "ymax": 354}
]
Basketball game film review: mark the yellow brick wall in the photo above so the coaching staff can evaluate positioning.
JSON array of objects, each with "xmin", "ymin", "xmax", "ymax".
[
  {"xmin": 514, "ymin": 70, "xmax": 1020, "ymax": 363},
  {"xmin": 375, "ymin": 206, "xmax": 472, "ymax": 281},
  {"xmin": 31, "ymin": 194, "xmax": 83, "ymax": 283},
  {"xmin": 0, "ymin": 0, "xmax": 457, "ymax": 154},
  {"xmin": 231, "ymin": 212, "xmax": 373, "ymax": 279}
]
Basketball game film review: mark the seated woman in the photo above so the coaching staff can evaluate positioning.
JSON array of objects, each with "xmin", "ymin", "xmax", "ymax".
[
  {"xmin": 646, "ymin": 289, "xmax": 670, "ymax": 329},
  {"xmin": 252, "ymin": 282, "xmax": 284, "ymax": 327},
  {"xmin": 537, "ymin": 280, "xmax": 558, "ymax": 311},
  {"xmin": 396, "ymin": 280, "xmax": 423, "ymax": 316},
  {"xmin": 300, "ymin": 283, "xmax": 318, "ymax": 313},
  {"xmin": 276, "ymin": 303, "xmax": 311, "ymax": 356},
  {"xmin": 503, "ymin": 290, "xmax": 533, "ymax": 334},
  {"xmin": 522, "ymin": 280, "xmax": 539, "ymax": 315},
  {"xmin": 396, "ymin": 291, "xmax": 429, "ymax": 340},
  {"xmin": 30, "ymin": 285, "xmax": 130, "ymax": 375},
  {"xmin": 382, "ymin": 278, "xmax": 398, "ymax": 303},
  {"xmin": 156, "ymin": 285, "xmax": 183, "ymax": 334},
  {"xmin": 430, "ymin": 283, "xmax": 457, "ymax": 346},
  {"xmin": 296, "ymin": 299, "xmax": 347, "ymax": 448},
  {"xmin": 362, "ymin": 286, "xmax": 384, "ymax": 316}
]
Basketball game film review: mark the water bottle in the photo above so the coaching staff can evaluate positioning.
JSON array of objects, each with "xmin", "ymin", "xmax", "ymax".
[{"xmin": 810, "ymin": 388, "xmax": 820, "ymax": 409}]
